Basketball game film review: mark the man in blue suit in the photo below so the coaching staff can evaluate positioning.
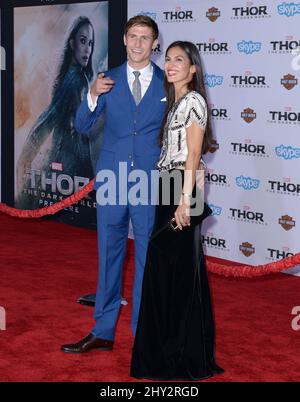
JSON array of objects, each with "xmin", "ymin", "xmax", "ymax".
[{"xmin": 61, "ymin": 15, "xmax": 165, "ymax": 353}]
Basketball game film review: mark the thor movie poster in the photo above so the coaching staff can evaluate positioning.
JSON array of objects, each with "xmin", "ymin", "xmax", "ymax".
[{"xmin": 14, "ymin": 1, "xmax": 108, "ymax": 229}]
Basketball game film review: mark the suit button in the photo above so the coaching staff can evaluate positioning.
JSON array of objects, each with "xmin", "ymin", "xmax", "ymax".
[
  {"xmin": 133, "ymin": 132, "xmax": 137, "ymax": 136},
  {"xmin": 128, "ymin": 154, "xmax": 132, "ymax": 159}
]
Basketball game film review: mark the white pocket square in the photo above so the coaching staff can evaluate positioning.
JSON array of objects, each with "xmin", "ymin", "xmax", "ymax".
[{"xmin": 160, "ymin": 97, "xmax": 167, "ymax": 102}]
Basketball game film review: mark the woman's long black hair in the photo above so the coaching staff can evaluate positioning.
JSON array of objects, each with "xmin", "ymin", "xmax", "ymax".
[
  {"xmin": 159, "ymin": 41, "xmax": 213, "ymax": 154},
  {"xmin": 53, "ymin": 16, "xmax": 94, "ymax": 97}
]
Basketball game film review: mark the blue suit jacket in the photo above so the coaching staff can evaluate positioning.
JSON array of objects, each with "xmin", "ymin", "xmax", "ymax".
[{"xmin": 75, "ymin": 62, "xmax": 166, "ymax": 199}]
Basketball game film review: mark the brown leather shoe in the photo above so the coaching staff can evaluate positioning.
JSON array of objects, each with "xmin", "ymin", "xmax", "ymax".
[{"xmin": 61, "ymin": 333, "xmax": 114, "ymax": 353}]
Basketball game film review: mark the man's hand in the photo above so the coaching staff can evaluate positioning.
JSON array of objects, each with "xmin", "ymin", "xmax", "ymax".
[{"xmin": 90, "ymin": 73, "xmax": 115, "ymax": 103}]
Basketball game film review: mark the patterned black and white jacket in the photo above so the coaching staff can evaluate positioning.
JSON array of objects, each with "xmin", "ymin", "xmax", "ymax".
[{"xmin": 157, "ymin": 90, "xmax": 207, "ymax": 172}]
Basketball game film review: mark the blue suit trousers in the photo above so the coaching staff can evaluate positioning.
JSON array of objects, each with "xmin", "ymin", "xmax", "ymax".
[{"xmin": 91, "ymin": 202, "xmax": 156, "ymax": 340}]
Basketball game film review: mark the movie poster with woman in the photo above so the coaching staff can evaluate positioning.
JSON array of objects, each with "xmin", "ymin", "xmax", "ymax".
[{"xmin": 14, "ymin": 1, "xmax": 108, "ymax": 228}]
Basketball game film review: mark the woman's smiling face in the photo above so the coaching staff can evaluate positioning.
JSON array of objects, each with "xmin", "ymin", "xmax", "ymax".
[{"xmin": 164, "ymin": 45, "xmax": 195, "ymax": 86}]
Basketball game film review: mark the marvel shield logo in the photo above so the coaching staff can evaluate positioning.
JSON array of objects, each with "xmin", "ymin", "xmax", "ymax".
[
  {"xmin": 209, "ymin": 139, "xmax": 219, "ymax": 153},
  {"xmin": 281, "ymin": 74, "xmax": 298, "ymax": 90},
  {"xmin": 239, "ymin": 242, "xmax": 255, "ymax": 257},
  {"xmin": 279, "ymin": 215, "xmax": 295, "ymax": 231},
  {"xmin": 206, "ymin": 7, "xmax": 221, "ymax": 22},
  {"xmin": 241, "ymin": 108, "xmax": 256, "ymax": 123}
]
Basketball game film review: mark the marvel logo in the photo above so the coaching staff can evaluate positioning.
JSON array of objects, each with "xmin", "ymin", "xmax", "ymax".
[{"xmin": 51, "ymin": 162, "xmax": 63, "ymax": 171}]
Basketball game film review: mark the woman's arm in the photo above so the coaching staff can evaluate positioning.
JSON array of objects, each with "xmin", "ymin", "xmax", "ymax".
[{"xmin": 174, "ymin": 121, "xmax": 204, "ymax": 230}]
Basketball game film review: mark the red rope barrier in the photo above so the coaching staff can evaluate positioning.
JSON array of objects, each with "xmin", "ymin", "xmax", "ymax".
[
  {"xmin": 206, "ymin": 254, "xmax": 300, "ymax": 278},
  {"xmin": 1, "ymin": 177, "xmax": 299, "ymax": 277},
  {"xmin": 0, "ymin": 179, "xmax": 95, "ymax": 218}
]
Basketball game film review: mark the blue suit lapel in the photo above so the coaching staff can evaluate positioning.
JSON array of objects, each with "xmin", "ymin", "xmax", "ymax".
[
  {"xmin": 137, "ymin": 63, "xmax": 164, "ymax": 124},
  {"xmin": 138, "ymin": 62, "xmax": 163, "ymax": 107},
  {"xmin": 110, "ymin": 62, "xmax": 137, "ymax": 116},
  {"xmin": 114, "ymin": 62, "xmax": 132, "ymax": 100}
]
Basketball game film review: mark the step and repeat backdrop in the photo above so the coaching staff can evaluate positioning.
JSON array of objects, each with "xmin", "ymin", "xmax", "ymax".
[
  {"xmin": 6, "ymin": 0, "xmax": 299, "ymax": 270},
  {"xmin": 128, "ymin": 0, "xmax": 300, "ymax": 269}
]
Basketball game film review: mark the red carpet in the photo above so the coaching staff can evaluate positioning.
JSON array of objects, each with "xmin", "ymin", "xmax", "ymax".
[{"xmin": 1, "ymin": 213, "xmax": 300, "ymax": 382}]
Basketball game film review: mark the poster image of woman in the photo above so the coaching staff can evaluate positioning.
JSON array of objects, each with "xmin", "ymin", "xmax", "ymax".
[{"xmin": 15, "ymin": 12, "xmax": 106, "ymax": 226}]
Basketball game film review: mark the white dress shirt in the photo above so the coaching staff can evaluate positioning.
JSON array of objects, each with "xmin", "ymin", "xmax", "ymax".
[{"xmin": 87, "ymin": 62, "xmax": 153, "ymax": 111}]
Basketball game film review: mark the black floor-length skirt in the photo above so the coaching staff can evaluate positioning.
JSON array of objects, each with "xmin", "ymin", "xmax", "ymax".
[{"xmin": 130, "ymin": 170, "xmax": 224, "ymax": 381}]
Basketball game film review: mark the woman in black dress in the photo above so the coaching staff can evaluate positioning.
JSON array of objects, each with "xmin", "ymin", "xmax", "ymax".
[{"xmin": 130, "ymin": 41, "xmax": 224, "ymax": 381}]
